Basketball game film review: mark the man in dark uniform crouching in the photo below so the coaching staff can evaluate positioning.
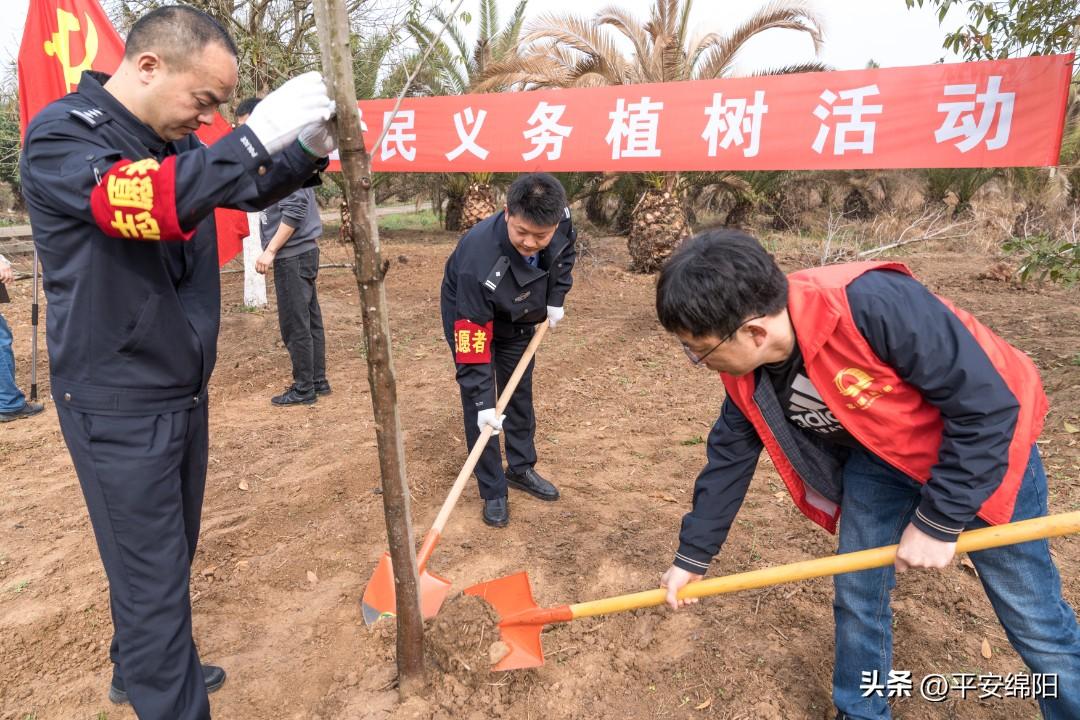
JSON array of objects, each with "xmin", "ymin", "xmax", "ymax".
[{"xmin": 440, "ymin": 173, "xmax": 576, "ymax": 527}]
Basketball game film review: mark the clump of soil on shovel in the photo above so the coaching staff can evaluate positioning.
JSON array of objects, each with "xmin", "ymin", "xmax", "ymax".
[
  {"xmin": 421, "ymin": 593, "xmax": 535, "ymax": 718},
  {"xmin": 425, "ymin": 593, "xmax": 501, "ymax": 674}
]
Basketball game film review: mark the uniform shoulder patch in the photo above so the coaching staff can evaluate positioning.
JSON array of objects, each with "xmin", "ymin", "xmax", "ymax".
[
  {"xmin": 69, "ymin": 107, "xmax": 110, "ymax": 128},
  {"xmin": 483, "ymin": 256, "xmax": 511, "ymax": 292}
]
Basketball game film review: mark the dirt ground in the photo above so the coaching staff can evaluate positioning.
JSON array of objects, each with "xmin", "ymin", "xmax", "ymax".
[{"xmin": 1, "ymin": 228, "xmax": 1078, "ymax": 720}]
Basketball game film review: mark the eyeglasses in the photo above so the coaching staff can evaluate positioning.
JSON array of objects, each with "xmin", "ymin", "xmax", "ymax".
[{"xmin": 680, "ymin": 315, "xmax": 764, "ymax": 366}]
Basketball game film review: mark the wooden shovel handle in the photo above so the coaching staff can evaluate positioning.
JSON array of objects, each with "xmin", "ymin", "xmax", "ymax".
[
  {"xmin": 428, "ymin": 321, "xmax": 550, "ymax": 537},
  {"xmin": 569, "ymin": 511, "xmax": 1080, "ymax": 620}
]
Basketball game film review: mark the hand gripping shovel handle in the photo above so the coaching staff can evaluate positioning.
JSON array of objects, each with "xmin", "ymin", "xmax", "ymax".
[{"xmin": 417, "ymin": 321, "xmax": 549, "ymax": 566}]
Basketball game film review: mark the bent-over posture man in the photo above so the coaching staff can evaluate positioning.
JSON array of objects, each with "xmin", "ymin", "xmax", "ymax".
[
  {"xmin": 440, "ymin": 173, "xmax": 576, "ymax": 527},
  {"xmin": 657, "ymin": 229, "xmax": 1079, "ymax": 720}
]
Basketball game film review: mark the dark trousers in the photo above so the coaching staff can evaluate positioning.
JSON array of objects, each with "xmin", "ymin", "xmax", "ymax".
[
  {"xmin": 273, "ymin": 247, "xmax": 326, "ymax": 394},
  {"xmin": 56, "ymin": 402, "xmax": 211, "ymax": 720},
  {"xmin": 448, "ymin": 326, "xmax": 537, "ymax": 500}
]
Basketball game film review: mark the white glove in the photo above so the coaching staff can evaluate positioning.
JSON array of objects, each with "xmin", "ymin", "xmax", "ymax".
[
  {"xmin": 546, "ymin": 305, "xmax": 565, "ymax": 328},
  {"xmin": 477, "ymin": 409, "xmax": 505, "ymax": 436},
  {"xmin": 245, "ymin": 71, "xmax": 334, "ymax": 156},
  {"xmin": 298, "ymin": 118, "xmax": 338, "ymax": 158}
]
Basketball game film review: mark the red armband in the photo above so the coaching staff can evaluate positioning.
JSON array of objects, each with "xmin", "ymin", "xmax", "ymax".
[
  {"xmin": 89, "ymin": 156, "xmax": 194, "ymax": 242},
  {"xmin": 453, "ymin": 319, "xmax": 493, "ymax": 364}
]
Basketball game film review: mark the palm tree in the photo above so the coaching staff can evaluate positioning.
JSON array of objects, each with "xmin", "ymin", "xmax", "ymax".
[
  {"xmin": 388, "ymin": 0, "xmax": 530, "ymax": 231},
  {"xmin": 478, "ymin": 0, "xmax": 825, "ymax": 271}
]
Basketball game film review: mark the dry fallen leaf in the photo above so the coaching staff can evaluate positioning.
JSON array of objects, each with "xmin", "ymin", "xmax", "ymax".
[
  {"xmin": 695, "ymin": 699, "xmax": 712, "ymax": 711},
  {"xmin": 959, "ymin": 555, "xmax": 977, "ymax": 577},
  {"xmin": 238, "ymin": 478, "xmax": 250, "ymax": 491},
  {"xmin": 649, "ymin": 492, "xmax": 677, "ymax": 503},
  {"xmin": 1065, "ymin": 421, "xmax": 1079, "ymax": 434},
  {"xmin": 981, "ymin": 638, "xmax": 992, "ymax": 659},
  {"xmin": 306, "ymin": 570, "xmax": 318, "ymax": 584}
]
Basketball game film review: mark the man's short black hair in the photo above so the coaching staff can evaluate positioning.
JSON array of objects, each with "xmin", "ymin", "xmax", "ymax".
[
  {"xmin": 656, "ymin": 228, "xmax": 789, "ymax": 339},
  {"xmin": 505, "ymin": 173, "xmax": 567, "ymax": 227},
  {"xmin": 235, "ymin": 97, "xmax": 260, "ymax": 119},
  {"xmin": 125, "ymin": 5, "xmax": 239, "ymax": 69}
]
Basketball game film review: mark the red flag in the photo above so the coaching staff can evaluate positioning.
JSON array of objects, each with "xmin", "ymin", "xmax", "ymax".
[
  {"xmin": 196, "ymin": 115, "xmax": 248, "ymax": 266},
  {"xmin": 17, "ymin": 0, "xmax": 123, "ymax": 139},
  {"xmin": 18, "ymin": 0, "xmax": 247, "ymax": 266}
]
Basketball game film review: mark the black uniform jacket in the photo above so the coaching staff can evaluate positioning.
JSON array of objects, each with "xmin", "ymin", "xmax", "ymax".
[
  {"xmin": 20, "ymin": 71, "xmax": 326, "ymax": 415},
  {"xmin": 440, "ymin": 208, "xmax": 576, "ymax": 411}
]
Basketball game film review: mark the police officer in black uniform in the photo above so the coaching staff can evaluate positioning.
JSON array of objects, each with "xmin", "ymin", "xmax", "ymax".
[
  {"xmin": 19, "ymin": 7, "xmax": 336, "ymax": 719},
  {"xmin": 441, "ymin": 173, "xmax": 576, "ymax": 527}
]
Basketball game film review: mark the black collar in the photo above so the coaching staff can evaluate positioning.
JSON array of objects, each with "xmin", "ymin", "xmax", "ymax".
[
  {"xmin": 78, "ymin": 71, "xmax": 172, "ymax": 155},
  {"xmin": 496, "ymin": 213, "xmax": 548, "ymax": 286}
]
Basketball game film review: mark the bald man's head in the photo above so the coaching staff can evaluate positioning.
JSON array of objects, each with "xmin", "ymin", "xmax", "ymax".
[
  {"xmin": 124, "ymin": 5, "xmax": 238, "ymax": 70},
  {"xmin": 106, "ymin": 5, "xmax": 239, "ymax": 141}
]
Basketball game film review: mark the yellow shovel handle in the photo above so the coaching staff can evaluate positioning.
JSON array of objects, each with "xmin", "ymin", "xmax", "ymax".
[{"xmin": 570, "ymin": 511, "xmax": 1080, "ymax": 620}]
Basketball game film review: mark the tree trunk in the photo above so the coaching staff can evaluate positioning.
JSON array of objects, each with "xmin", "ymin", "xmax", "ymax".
[{"xmin": 312, "ymin": 0, "xmax": 426, "ymax": 699}]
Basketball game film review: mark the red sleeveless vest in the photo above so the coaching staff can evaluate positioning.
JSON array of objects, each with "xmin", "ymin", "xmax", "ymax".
[{"xmin": 722, "ymin": 262, "xmax": 1047, "ymax": 533}]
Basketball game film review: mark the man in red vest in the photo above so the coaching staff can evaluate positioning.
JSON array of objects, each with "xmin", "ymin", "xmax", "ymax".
[{"xmin": 656, "ymin": 229, "xmax": 1079, "ymax": 719}]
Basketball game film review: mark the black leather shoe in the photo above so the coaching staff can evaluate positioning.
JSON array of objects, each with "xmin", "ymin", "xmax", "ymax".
[
  {"xmin": 271, "ymin": 386, "xmax": 316, "ymax": 406},
  {"xmin": 0, "ymin": 401, "xmax": 44, "ymax": 422},
  {"xmin": 109, "ymin": 664, "xmax": 226, "ymax": 704},
  {"xmin": 483, "ymin": 496, "xmax": 509, "ymax": 527},
  {"xmin": 314, "ymin": 380, "xmax": 332, "ymax": 396},
  {"xmin": 506, "ymin": 467, "xmax": 559, "ymax": 501}
]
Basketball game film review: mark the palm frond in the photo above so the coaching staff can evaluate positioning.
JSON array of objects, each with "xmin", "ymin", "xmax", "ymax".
[
  {"xmin": 564, "ymin": 50, "xmax": 635, "ymax": 86},
  {"xmin": 441, "ymin": 14, "xmax": 473, "ymax": 65},
  {"xmin": 686, "ymin": 31, "xmax": 726, "ymax": 71},
  {"xmin": 493, "ymin": 0, "xmax": 530, "ymax": 59},
  {"xmin": 473, "ymin": 53, "xmax": 569, "ymax": 91},
  {"xmin": 521, "ymin": 13, "xmax": 624, "ymax": 66},
  {"xmin": 749, "ymin": 61, "xmax": 830, "ymax": 77},
  {"xmin": 676, "ymin": 0, "xmax": 694, "ymax": 50},
  {"xmin": 478, "ymin": 0, "xmax": 495, "ymax": 43},
  {"xmin": 692, "ymin": 1, "xmax": 824, "ymax": 80},
  {"xmin": 594, "ymin": 8, "xmax": 649, "ymax": 49}
]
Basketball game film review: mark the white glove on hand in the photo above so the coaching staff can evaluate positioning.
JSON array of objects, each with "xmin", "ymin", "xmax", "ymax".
[
  {"xmin": 546, "ymin": 305, "xmax": 565, "ymax": 328},
  {"xmin": 298, "ymin": 117, "xmax": 338, "ymax": 158},
  {"xmin": 245, "ymin": 71, "xmax": 334, "ymax": 156},
  {"xmin": 477, "ymin": 408, "xmax": 505, "ymax": 436}
]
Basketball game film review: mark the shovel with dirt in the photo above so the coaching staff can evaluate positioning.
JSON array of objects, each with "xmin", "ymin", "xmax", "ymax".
[
  {"xmin": 361, "ymin": 321, "xmax": 549, "ymax": 624},
  {"xmin": 465, "ymin": 510, "xmax": 1080, "ymax": 670}
]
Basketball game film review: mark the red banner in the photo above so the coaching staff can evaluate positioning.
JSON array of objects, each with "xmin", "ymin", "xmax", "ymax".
[{"xmin": 330, "ymin": 54, "xmax": 1072, "ymax": 173}]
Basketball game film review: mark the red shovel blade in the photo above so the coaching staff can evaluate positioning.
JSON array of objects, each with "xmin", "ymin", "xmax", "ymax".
[
  {"xmin": 361, "ymin": 551, "xmax": 452, "ymax": 625},
  {"xmin": 465, "ymin": 571, "xmax": 572, "ymax": 671}
]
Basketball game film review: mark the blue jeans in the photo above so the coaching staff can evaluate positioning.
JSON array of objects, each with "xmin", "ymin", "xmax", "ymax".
[
  {"xmin": 833, "ymin": 446, "xmax": 1080, "ymax": 719},
  {"xmin": 0, "ymin": 312, "xmax": 26, "ymax": 413}
]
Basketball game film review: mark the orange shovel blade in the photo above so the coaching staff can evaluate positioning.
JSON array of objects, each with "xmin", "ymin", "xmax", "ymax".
[
  {"xmin": 360, "ymin": 552, "xmax": 452, "ymax": 625},
  {"xmin": 464, "ymin": 571, "xmax": 548, "ymax": 671}
]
